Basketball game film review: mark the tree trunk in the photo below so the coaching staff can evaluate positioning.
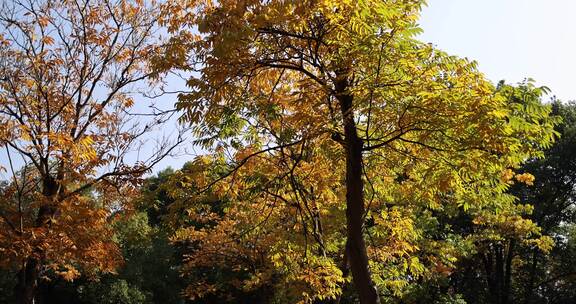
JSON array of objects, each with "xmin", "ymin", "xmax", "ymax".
[
  {"xmin": 15, "ymin": 177, "xmax": 59, "ymax": 304},
  {"xmin": 336, "ymin": 78, "xmax": 380, "ymax": 304},
  {"xmin": 523, "ymin": 249, "xmax": 538, "ymax": 304},
  {"xmin": 483, "ymin": 250, "xmax": 498, "ymax": 304},
  {"xmin": 502, "ymin": 240, "xmax": 515, "ymax": 304},
  {"xmin": 482, "ymin": 240, "xmax": 515, "ymax": 304},
  {"xmin": 495, "ymin": 244, "xmax": 504, "ymax": 304},
  {"xmin": 15, "ymin": 258, "xmax": 40, "ymax": 304}
]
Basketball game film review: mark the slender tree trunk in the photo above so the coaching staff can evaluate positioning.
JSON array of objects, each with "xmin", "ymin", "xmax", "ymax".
[
  {"xmin": 334, "ymin": 250, "xmax": 350, "ymax": 304},
  {"xmin": 336, "ymin": 78, "xmax": 380, "ymax": 304},
  {"xmin": 523, "ymin": 249, "xmax": 538, "ymax": 304},
  {"xmin": 15, "ymin": 177, "xmax": 58, "ymax": 304},
  {"xmin": 483, "ymin": 250, "xmax": 499, "ymax": 304},
  {"xmin": 15, "ymin": 258, "xmax": 40, "ymax": 304},
  {"xmin": 495, "ymin": 244, "xmax": 504, "ymax": 304},
  {"xmin": 502, "ymin": 240, "xmax": 515, "ymax": 304},
  {"xmin": 483, "ymin": 241, "xmax": 515, "ymax": 304}
]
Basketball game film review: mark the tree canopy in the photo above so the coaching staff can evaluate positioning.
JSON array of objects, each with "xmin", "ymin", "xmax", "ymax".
[
  {"xmin": 0, "ymin": 1, "xmax": 574, "ymax": 304},
  {"xmin": 155, "ymin": 1, "xmax": 558, "ymax": 303},
  {"xmin": 0, "ymin": 0, "xmax": 181, "ymax": 302}
]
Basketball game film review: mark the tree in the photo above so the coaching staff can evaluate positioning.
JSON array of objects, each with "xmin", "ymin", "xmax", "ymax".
[
  {"xmin": 461, "ymin": 81, "xmax": 557, "ymax": 304},
  {"xmin": 0, "ymin": 168, "xmax": 189, "ymax": 304},
  {"xmin": 0, "ymin": 1, "xmax": 182, "ymax": 303},
  {"xmin": 157, "ymin": 1, "xmax": 557, "ymax": 303},
  {"xmin": 424, "ymin": 90, "xmax": 575, "ymax": 304},
  {"xmin": 513, "ymin": 100, "xmax": 576, "ymax": 304}
]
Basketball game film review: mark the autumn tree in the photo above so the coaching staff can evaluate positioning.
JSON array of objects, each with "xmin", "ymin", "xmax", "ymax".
[
  {"xmin": 514, "ymin": 100, "xmax": 576, "ymax": 304},
  {"xmin": 0, "ymin": 0, "xmax": 182, "ymax": 303},
  {"xmin": 157, "ymin": 1, "xmax": 557, "ymax": 303},
  {"xmin": 434, "ymin": 93, "xmax": 576, "ymax": 304},
  {"xmin": 420, "ymin": 81, "xmax": 559, "ymax": 304},
  {"xmin": 469, "ymin": 82, "xmax": 556, "ymax": 304}
]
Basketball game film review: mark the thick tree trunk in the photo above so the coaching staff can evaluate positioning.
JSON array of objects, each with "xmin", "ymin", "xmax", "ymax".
[
  {"xmin": 495, "ymin": 244, "xmax": 504, "ymax": 304},
  {"xmin": 336, "ymin": 79, "xmax": 380, "ymax": 304}
]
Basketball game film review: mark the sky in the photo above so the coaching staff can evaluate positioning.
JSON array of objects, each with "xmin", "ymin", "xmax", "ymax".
[{"xmin": 418, "ymin": 0, "xmax": 576, "ymax": 102}]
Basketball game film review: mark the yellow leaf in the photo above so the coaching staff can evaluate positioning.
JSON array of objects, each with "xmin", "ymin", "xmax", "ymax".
[
  {"xmin": 38, "ymin": 16, "xmax": 50, "ymax": 28},
  {"xmin": 42, "ymin": 36, "xmax": 55, "ymax": 45}
]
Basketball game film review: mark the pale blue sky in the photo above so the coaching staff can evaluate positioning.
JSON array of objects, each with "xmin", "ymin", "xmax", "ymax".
[{"xmin": 418, "ymin": 0, "xmax": 576, "ymax": 101}]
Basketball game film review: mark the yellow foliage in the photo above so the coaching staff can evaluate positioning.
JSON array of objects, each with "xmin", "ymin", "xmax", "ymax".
[{"xmin": 515, "ymin": 172, "xmax": 536, "ymax": 185}]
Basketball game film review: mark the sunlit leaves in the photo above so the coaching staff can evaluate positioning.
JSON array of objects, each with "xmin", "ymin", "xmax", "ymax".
[
  {"xmin": 0, "ymin": 0, "xmax": 167, "ymax": 290},
  {"xmin": 157, "ymin": 0, "xmax": 559, "ymax": 302}
]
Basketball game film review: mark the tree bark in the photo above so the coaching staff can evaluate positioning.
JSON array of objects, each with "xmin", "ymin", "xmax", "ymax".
[
  {"xmin": 483, "ymin": 249, "xmax": 498, "ymax": 304},
  {"xmin": 482, "ymin": 240, "xmax": 515, "ymax": 304},
  {"xmin": 495, "ymin": 244, "xmax": 504, "ymax": 304},
  {"xmin": 502, "ymin": 240, "xmax": 515, "ymax": 304},
  {"xmin": 523, "ymin": 249, "xmax": 538, "ymax": 304},
  {"xmin": 15, "ymin": 258, "xmax": 40, "ymax": 304},
  {"xmin": 336, "ymin": 78, "xmax": 380, "ymax": 304},
  {"xmin": 15, "ymin": 176, "xmax": 59, "ymax": 304}
]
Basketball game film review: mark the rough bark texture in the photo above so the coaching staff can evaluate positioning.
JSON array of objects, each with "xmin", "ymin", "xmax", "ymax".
[{"xmin": 336, "ymin": 78, "xmax": 380, "ymax": 304}]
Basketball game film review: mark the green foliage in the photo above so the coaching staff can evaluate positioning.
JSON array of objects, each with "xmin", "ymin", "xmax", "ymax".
[{"xmin": 80, "ymin": 280, "xmax": 151, "ymax": 304}]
